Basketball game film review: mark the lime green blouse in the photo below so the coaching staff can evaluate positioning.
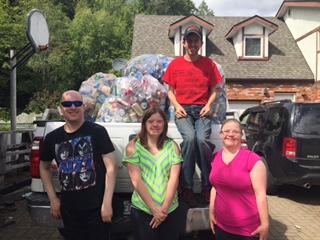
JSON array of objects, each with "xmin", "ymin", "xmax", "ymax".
[{"xmin": 123, "ymin": 139, "xmax": 183, "ymax": 215}]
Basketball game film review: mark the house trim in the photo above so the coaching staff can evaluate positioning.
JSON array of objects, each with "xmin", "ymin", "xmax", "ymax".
[
  {"xmin": 168, "ymin": 15, "xmax": 214, "ymax": 38},
  {"xmin": 238, "ymin": 57, "xmax": 269, "ymax": 61},
  {"xmin": 296, "ymin": 26, "xmax": 320, "ymax": 42},
  {"xmin": 295, "ymin": 26, "xmax": 320, "ymax": 81},
  {"xmin": 225, "ymin": 15, "xmax": 278, "ymax": 39},
  {"xmin": 276, "ymin": 1, "xmax": 320, "ymax": 18}
]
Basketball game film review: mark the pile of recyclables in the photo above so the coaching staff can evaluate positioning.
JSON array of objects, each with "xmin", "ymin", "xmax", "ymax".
[{"xmin": 79, "ymin": 54, "xmax": 227, "ymax": 123}]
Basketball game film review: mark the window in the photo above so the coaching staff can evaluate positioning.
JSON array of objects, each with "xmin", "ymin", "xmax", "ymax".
[
  {"xmin": 245, "ymin": 37, "xmax": 262, "ymax": 57},
  {"xmin": 244, "ymin": 111, "xmax": 265, "ymax": 130},
  {"xmin": 265, "ymin": 108, "xmax": 287, "ymax": 133},
  {"xmin": 293, "ymin": 104, "xmax": 320, "ymax": 135},
  {"xmin": 274, "ymin": 93, "xmax": 296, "ymax": 102}
]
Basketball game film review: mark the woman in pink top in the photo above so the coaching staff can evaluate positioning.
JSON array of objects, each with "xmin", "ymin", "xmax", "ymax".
[{"xmin": 209, "ymin": 119, "xmax": 269, "ymax": 240}]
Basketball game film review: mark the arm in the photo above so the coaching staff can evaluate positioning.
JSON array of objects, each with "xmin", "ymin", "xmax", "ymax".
[
  {"xmin": 101, "ymin": 152, "xmax": 117, "ymax": 222},
  {"xmin": 209, "ymin": 186, "xmax": 217, "ymax": 232},
  {"xmin": 161, "ymin": 142, "xmax": 181, "ymax": 214},
  {"xmin": 200, "ymin": 87, "xmax": 219, "ymax": 117},
  {"xmin": 127, "ymin": 164, "xmax": 166, "ymax": 227},
  {"xmin": 125, "ymin": 143, "xmax": 166, "ymax": 228},
  {"xmin": 167, "ymin": 85, "xmax": 187, "ymax": 118},
  {"xmin": 250, "ymin": 161, "xmax": 269, "ymax": 240},
  {"xmin": 40, "ymin": 161, "xmax": 61, "ymax": 219}
]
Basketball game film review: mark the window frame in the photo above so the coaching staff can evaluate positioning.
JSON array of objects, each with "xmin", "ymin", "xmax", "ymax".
[{"xmin": 244, "ymin": 36, "xmax": 263, "ymax": 58}]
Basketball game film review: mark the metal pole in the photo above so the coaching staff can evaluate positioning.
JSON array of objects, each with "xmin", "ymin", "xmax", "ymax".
[{"xmin": 10, "ymin": 49, "xmax": 16, "ymax": 146}]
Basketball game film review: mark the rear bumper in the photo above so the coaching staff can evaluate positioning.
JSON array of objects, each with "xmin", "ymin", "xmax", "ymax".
[
  {"xmin": 24, "ymin": 192, "xmax": 211, "ymax": 233},
  {"xmin": 287, "ymin": 173, "xmax": 320, "ymax": 187},
  {"xmin": 280, "ymin": 160, "xmax": 320, "ymax": 187}
]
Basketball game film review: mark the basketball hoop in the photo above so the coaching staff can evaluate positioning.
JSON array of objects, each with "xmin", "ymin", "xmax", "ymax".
[{"xmin": 27, "ymin": 9, "xmax": 50, "ymax": 52}]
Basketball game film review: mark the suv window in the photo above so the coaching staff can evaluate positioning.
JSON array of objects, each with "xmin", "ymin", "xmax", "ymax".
[
  {"xmin": 244, "ymin": 111, "xmax": 265, "ymax": 130},
  {"xmin": 293, "ymin": 104, "xmax": 320, "ymax": 135},
  {"xmin": 265, "ymin": 107, "xmax": 287, "ymax": 133}
]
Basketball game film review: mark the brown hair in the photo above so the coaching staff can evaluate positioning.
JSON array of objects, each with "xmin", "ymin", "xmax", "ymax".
[
  {"xmin": 138, "ymin": 107, "xmax": 169, "ymax": 150},
  {"xmin": 220, "ymin": 118, "xmax": 243, "ymax": 132}
]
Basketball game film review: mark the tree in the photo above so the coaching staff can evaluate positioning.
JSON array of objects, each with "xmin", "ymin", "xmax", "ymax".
[
  {"xmin": 0, "ymin": 0, "xmax": 72, "ymax": 111},
  {"xmin": 137, "ymin": 0, "xmax": 196, "ymax": 15},
  {"xmin": 195, "ymin": 0, "xmax": 214, "ymax": 16},
  {"xmin": 66, "ymin": 2, "xmax": 132, "ymax": 88}
]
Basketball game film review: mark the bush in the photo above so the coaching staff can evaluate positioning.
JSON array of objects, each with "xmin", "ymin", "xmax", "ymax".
[
  {"xmin": 0, "ymin": 107, "xmax": 9, "ymax": 121},
  {"xmin": 25, "ymin": 89, "xmax": 62, "ymax": 114}
]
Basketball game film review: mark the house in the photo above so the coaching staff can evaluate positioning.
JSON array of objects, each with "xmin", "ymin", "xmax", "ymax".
[
  {"xmin": 276, "ymin": 0, "xmax": 320, "ymax": 82},
  {"xmin": 131, "ymin": 0, "xmax": 320, "ymax": 115}
]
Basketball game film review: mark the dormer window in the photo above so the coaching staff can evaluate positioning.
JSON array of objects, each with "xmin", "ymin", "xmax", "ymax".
[
  {"xmin": 225, "ymin": 15, "xmax": 278, "ymax": 60},
  {"xmin": 244, "ymin": 36, "xmax": 262, "ymax": 57},
  {"xmin": 168, "ymin": 15, "xmax": 214, "ymax": 57}
]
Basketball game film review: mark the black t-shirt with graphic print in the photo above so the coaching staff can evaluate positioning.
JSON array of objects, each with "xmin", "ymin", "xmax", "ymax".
[{"xmin": 41, "ymin": 121, "xmax": 115, "ymax": 210}]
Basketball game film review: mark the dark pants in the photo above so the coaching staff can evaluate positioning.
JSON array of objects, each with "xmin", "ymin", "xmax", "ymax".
[
  {"xmin": 61, "ymin": 205, "xmax": 110, "ymax": 240},
  {"xmin": 131, "ymin": 207, "xmax": 181, "ymax": 240},
  {"xmin": 215, "ymin": 225, "xmax": 259, "ymax": 240}
]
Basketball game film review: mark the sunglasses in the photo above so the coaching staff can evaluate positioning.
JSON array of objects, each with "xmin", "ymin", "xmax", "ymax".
[{"xmin": 61, "ymin": 101, "xmax": 83, "ymax": 108}]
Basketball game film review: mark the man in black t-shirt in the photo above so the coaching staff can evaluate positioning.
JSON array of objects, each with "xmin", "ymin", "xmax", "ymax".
[{"xmin": 40, "ymin": 90, "xmax": 117, "ymax": 240}]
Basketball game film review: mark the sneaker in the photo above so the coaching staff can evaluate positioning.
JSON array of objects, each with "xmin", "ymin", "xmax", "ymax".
[{"xmin": 181, "ymin": 188, "xmax": 197, "ymax": 208}]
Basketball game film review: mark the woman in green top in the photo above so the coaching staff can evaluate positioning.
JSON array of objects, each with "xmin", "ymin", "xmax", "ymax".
[{"xmin": 123, "ymin": 107, "xmax": 182, "ymax": 240}]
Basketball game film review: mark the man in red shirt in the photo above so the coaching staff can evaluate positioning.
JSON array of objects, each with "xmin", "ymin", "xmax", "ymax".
[{"xmin": 163, "ymin": 25, "xmax": 222, "ymax": 206}]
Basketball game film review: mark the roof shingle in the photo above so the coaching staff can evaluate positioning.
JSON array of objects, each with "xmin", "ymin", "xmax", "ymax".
[{"xmin": 131, "ymin": 15, "xmax": 314, "ymax": 81}]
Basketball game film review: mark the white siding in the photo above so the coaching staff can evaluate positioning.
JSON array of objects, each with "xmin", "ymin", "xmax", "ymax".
[
  {"xmin": 244, "ymin": 24, "xmax": 263, "ymax": 34},
  {"xmin": 298, "ymin": 33, "xmax": 317, "ymax": 79},
  {"xmin": 233, "ymin": 31, "xmax": 243, "ymax": 57},
  {"xmin": 283, "ymin": 7, "xmax": 320, "ymax": 81},
  {"xmin": 284, "ymin": 8, "xmax": 320, "ymax": 40}
]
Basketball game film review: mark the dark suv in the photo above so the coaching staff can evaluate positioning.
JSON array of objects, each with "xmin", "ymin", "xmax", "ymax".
[{"xmin": 240, "ymin": 100, "xmax": 320, "ymax": 193}]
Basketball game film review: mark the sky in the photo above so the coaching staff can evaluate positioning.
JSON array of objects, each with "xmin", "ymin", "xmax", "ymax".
[{"xmin": 192, "ymin": 0, "xmax": 284, "ymax": 17}]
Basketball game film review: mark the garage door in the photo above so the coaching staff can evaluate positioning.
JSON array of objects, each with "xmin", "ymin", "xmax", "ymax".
[{"xmin": 228, "ymin": 100, "xmax": 260, "ymax": 117}]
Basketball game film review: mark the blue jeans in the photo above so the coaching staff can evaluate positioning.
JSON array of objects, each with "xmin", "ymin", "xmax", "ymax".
[{"xmin": 175, "ymin": 105, "xmax": 214, "ymax": 190}]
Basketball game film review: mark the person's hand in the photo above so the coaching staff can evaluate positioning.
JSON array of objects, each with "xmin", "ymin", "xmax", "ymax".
[
  {"xmin": 175, "ymin": 105, "xmax": 187, "ymax": 119},
  {"xmin": 50, "ymin": 197, "xmax": 61, "ymax": 219},
  {"xmin": 251, "ymin": 224, "xmax": 269, "ymax": 240},
  {"xmin": 101, "ymin": 203, "xmax": 113, "ymax": 222},
  {"xmin": 209, "ymin": 209, "xmax": 216, "ymax": 232},
  {"xmin": 200, "ymin": 104, "xmax": 211, "ymax": 117},
  {"xmin": 149, "ymin": 206, "xmax": 167, "ymax": 229}
]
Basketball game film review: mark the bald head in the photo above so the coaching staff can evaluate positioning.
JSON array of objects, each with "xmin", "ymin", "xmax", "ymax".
[{"xmin": 61, "ymin": 90, "xmax": 83, "ymax": 102}]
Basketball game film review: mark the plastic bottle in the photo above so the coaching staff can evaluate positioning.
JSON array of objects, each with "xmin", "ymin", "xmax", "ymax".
[
  {"xmin": 132, "ymin": 103, "xmax": 144, "ymax": 117},
  {"xmin": 168, "ymin": 105, "xmax": 175, "ymax": 122}
]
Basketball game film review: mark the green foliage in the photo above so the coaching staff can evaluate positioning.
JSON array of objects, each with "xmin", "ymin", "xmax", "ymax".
[
  {"xmin": 66, "ymin": 2, "xmax": 132, "ymax": 87},
  {"xmin": 0, "ymin": 107, "xmax": 9, "ymax": 121},
  {"xmin": 25, "ymin": 89, "xmax": 62, "ymax": 113},
  {"xmin": 195, "ymin": 0, "xmax": 214, "ymax": 16},
  {"xmin": 0, "ymin": 122, "xmax": 10, "ymax": 132},
  {"xmin": 0, "ymin": 0, "xmax": 72, "ymax": 110},
  {"xmin": 138, "ymin": 0, "xmax": 196, "ymax": 15},
  {"xmin": 0, "ymin": 0, "xmax": 211, "ymax": 112}
]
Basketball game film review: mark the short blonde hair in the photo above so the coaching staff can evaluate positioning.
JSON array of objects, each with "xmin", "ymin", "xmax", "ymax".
[{"xmin": 220, "ymin": 118, "xmax": 242, "ymax": 132}]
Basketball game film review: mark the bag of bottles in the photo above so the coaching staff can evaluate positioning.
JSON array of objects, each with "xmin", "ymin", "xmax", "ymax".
[
  {"xmin": 123, "ymin": 54, "xmax": 173, "ymax": 82},
  {"xmin": 211, "ymin": 61, "xmax": 227, "ymax": 124},
  {"xmin": 96, "ymin": 74, "xmax": 167, "ymax": 122},
  {"xmin": 79, "ymin": 72, "xmax": 116, "ymax": 121}
]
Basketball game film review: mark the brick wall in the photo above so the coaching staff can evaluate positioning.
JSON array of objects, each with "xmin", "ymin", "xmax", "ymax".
[{"xmin": 227, "ymin": 82, "xmax": 320, "ymax": 103}]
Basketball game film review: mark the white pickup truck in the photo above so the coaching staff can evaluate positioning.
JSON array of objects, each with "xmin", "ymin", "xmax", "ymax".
[{"xmin": 24, "ymin": 120, "xmax": 223, "ymax": 237}]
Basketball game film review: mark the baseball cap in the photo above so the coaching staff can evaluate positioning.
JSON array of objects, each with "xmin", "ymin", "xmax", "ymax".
[{"xmin": 184, "ymin": 25, "xmax": 202, "ymax": 39}]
